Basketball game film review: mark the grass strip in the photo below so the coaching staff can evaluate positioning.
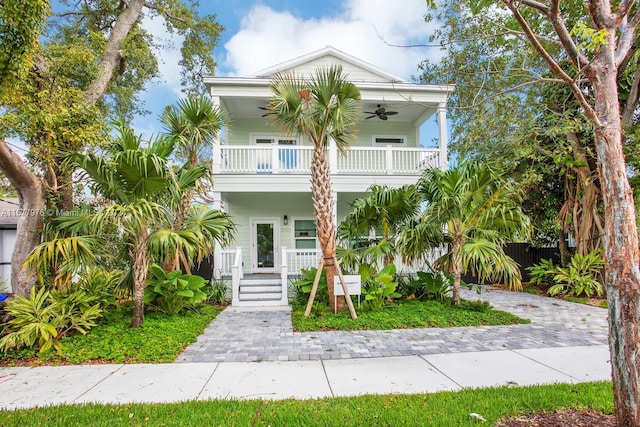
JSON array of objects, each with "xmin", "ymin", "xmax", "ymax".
[
  {"xmin": 292, "ymin": 299, "xmax": 529, "ymax": 332},
  {"xmin": 0, "ymin": 381, "xmax": 613, "ymax": 426}
]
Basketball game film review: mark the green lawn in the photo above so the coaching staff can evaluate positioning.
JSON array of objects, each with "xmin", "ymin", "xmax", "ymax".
[
  {"xmin": 0, "ymin": 382, "xmax": 613, "ymax": 426},
  {"xmin": 292, "ymin": 299, "xmax": 529, "ymax": 332},
  {"xmin": 0, "ymin": 304, "xmax": 222, "ymax": 365}
]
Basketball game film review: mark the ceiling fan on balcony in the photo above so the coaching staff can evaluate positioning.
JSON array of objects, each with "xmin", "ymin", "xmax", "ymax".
[{"xmin": 365, "ymin": 105, "xmax": 398, "ymax": 121}]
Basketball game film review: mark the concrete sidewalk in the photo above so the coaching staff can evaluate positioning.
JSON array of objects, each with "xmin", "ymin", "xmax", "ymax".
[{"xmin": 0, "ymin": 344, "xmax": 611, "ymax": 410}]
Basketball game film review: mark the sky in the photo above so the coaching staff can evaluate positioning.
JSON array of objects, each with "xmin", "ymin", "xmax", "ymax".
[{"xmin": 134, "ymin": 0, "xmax": 444, "ymax": 138}]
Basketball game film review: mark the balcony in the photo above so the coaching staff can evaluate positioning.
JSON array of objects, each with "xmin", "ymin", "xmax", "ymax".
[{"xmin": 213, "ymin": 145, "xmax": 442, "ymax": 176}]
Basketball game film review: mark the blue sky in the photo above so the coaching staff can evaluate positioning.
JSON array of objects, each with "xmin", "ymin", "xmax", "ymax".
[{"xmin": 134, "ymin": 0, "xmax": 444, "ymax": 139}]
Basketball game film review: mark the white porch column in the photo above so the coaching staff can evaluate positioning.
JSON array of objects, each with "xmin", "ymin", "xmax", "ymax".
[
  {"xmin": 211, "ymin": 96, "xmax": 222, "ymax": 174},
  {"xmin": 437, "ymin": 103, "xmax": 448, "ymax": 170},
  {"xmin": 211, "ymin": 192, "xmax": 223, "ymax": 278}
]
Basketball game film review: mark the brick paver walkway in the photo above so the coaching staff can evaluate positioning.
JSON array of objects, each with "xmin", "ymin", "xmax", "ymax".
[{"xmin": 176, "ymin": 287, "xmax": 608, "ymax": 363}]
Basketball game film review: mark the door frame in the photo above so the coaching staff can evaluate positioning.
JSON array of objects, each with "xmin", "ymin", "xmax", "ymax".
[{"xmin": 250, "ymin": 217, "xmax": 280, "ymax": 273}]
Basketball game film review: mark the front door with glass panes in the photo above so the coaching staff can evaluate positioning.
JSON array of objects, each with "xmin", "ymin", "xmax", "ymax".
[
  {"xmin": 251, "ymin": 219, "xmax": 279, "ymax": 273},
  {"xmin": 293, "ymin": 219, "xmax": 318, "ymax": 251}
]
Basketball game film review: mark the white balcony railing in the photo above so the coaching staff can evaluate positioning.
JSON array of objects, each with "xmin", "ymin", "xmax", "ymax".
[{"xmin": 215, "ymin": 145, "xmax": 440, "ymax": 176}]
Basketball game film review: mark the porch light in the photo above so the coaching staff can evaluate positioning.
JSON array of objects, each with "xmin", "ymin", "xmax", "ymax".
[{"xmin": 284, "ymin": 215, "xmax": 288, "ymax": 225}]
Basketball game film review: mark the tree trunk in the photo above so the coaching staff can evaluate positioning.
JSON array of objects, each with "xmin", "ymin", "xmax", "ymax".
[
  {"xmin": 310, "ymin": 144, "xmax": 343, "ymax": 312},
  {"xmin": 591, "ymin": 69, "xmax": 640, "ymax": 427},
  {"xmin": 0, "ymin": 140, "xmax": 45, "ymax": 296},
  {"xmin": 450, "ymin": 232, "xmax": 463, "ymax": 306},
  {"xmin": 130, "ymin": 231, "xmax": 150, "ymax": 328}
]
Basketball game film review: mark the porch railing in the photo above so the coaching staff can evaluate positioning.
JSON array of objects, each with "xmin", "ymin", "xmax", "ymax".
[{"xmin": 215, "ymin": 145, "xmax": 440, "ymax": 175}]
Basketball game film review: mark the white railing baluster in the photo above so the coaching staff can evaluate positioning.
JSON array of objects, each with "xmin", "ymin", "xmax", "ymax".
[
  {"xmin": 218, "ymin": 145, "xmax": 441, "ymax": 175},
  {"xmin": 231, "ymin": 248, "xmax": 242, "ymax": 306}
]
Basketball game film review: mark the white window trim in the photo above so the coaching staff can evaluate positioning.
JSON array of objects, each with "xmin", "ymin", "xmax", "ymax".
[
  {"xmin": 372, "ymin": 135, "xmax": 407, "ymax": 146},
  {"xmin": 250, "ymin": 132, "xmax": 300, "ymax": 145},
  {"xmin": 291, "ymin": 216, "xmax": 318, "ymax": 250}
]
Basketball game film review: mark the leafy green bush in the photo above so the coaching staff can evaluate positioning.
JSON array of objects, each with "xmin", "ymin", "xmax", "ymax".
[
  {"xmin": 144, "ymin": 264, "xmax": 207, "ymax": 314},
  {"xmin": 0, "ymin": 286, "xmax": 103, "ymax": 353},
  {"xmin": 360, "ymin": 263, "xmax": 401, "ymax": 311},
  {"xmin": 291, "ymin": 267, "xmax": 328, "ymax": 304},
  {"xmin": 460, "ymin": 299, "xmax": 493, "ymax": 312},
  {"xmin": 76, "ymin": 267, "xmax": 122, "ymax": 309},
  {"xmin": 548, "ymin": 250, "xmax": 605, "ymax": 297},
  {"xmin": 203, "ymin": 277, "xmax": 229, "ymax": 304},
  {"xmin": 401, "ymin": 267, "xmax": 452, "ymax": 301},
  {"xmin": 526, "ymin": 258, "xmax": 557, "ymax": 285}
]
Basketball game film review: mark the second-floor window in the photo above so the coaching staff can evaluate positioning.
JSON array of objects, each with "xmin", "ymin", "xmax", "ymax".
[{"xmin": 373, "ymin": 135, "xmax": 406, "ymax": 146}]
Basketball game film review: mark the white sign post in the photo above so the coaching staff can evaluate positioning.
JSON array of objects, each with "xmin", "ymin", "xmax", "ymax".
[{"xmin": 334, "ymin": 275, "xmax": 362, "ymax": 308}]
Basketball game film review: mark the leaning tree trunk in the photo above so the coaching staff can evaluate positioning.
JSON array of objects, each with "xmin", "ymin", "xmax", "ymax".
[
  {"xmin": 131, "ymin": 230, "xmax": 150, "ymax": 328},
  {"xmin": 310, "ymin": 144, "xmax": 343, "ymax": 312},
  {"xmin": 0, "ymin": 140, "xmax": 45, "ymax": 296},
  {"xmin": 591, "ymin": 69, "xmax": 640, "ymax": 427}
]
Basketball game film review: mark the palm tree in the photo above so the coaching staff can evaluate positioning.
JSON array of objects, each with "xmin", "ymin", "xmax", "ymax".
[
  {"xmin": 269, "ymin": 65, "xmax": 361, "ymax": 312},
  {"xmin": 338, "ymin": 185, "xmax": 420, "ymax": 270},
  {"xmin": 160, "ymin": 95, "xmax": 227, "ymax": 271},
  {"xmin": 398, "ymin": 162, "xmax": 531, "ymax": 305}
]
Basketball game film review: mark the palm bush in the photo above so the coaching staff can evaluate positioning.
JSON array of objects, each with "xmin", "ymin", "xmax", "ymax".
[{"xmin": 547, "ymin": 249, "xmax": 605, "ymax": 297}]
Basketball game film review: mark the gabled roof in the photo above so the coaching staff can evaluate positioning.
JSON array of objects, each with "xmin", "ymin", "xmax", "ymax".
[{"xmin": 251, "ymin": 46, "xmax": 408, "ymax": 83}]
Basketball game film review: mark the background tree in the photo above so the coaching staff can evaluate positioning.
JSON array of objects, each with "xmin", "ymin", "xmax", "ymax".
[
  {"xmin": 0, "ymin": 0, "xmax": 222, "ymax": 296},
  {"xmin": 398, "ymin": 163, "xmax": 530, "ymax": 305},
  {"xmin": 424, "ymin": 1, "xmax": 640, "ymax": 424},
  {"xmin": 420, "ymin": 4, "xmax": 607, "ymax": 259},
  {"xmin": 268, "ymin": 65, "xmax": 361, "ymax": 313}
]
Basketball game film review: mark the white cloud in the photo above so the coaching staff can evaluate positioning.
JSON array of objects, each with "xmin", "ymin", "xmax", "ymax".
[
  {"xmin": 141, "ymin": 13, "xmax": 185, "ymax": 97},
  {"xmin": 222, "ymin": 1, "xmax": 442, "ymax": 80}
]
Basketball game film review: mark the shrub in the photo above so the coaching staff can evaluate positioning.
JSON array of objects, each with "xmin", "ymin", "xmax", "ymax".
[
  {"xmin": 547, "ymin": 250, "xmax": 605, "ymax": 297},
  {"xmin": 144, "ymin": 265, "xmax": 207, "ymax": 314},
  {"xmin": 401, "ymin": 267, "xmax": 452, "ymax": 301},
  {"xmin": 0, "ymin": 286, "xmax": 103, "ymax": 353},
  {"xmin": 526, "ymin": 258, "xmax": 557, "ymax": 285},
  {"xmin": 360, "ymin": 263, "xmax": 401, "ymax": 311},
  {"xmin": 75, "ymin": 267, "xmax": 121, "ymax": 309},
  {"xmin": 291, "ymin": 267, "xmax": 328, "ymax": 304},
  {"xmin": 203, "ymin": 277, "xmax": 229, "ymax": 304}
]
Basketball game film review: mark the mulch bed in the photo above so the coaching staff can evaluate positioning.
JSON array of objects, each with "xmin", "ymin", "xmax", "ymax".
[{"xmin": 495, "ymin": 409, "xmax": 615, "ymax": 426}]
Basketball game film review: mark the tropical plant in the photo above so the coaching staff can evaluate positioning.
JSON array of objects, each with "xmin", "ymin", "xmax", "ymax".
[
  {"xmin": 144, "ymin": 264, "xmax": 207, "ymax": 315},
  {"xmin": 338, "ymin": 185, "xmax": 420, "ymax": 269},
  {"xmin": 269, "ymin": 65, "xmax": 361, "ymax": 313},
  {"xmin": 398, "ymin": 162, "xmax": 531, "ymax": 305},
  {"xmin": 160, "ymin": 96, "xmax": 229, "ymax": 271},
  {"xmin": 527, "ymin": 258, "xmax": 558, "ymax": 286},
  {"xmin": 291, "ymin": 267, "xmax": 328, "ymax": 305},
  {"xmin": 360, "ymin": 264, "xmax": 401, "ymax": 311},
  {"xmin": 402, "ymin": 267, "xmax": 453, "ymax": 302},
  {"xmin": 203, "ymin": 277, "xmax": 229, "ymax": 304},
  {"xmin": 547, "ymin": 250, "xmax": 605, "ymax": 298},
  {"xmin": 0, "ymin": 286, "xmax": 103, "ymax": 353}
]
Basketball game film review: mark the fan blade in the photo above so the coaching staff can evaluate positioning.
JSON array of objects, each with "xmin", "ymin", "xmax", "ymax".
[
  {"xmin": 385, "ymin": 111, "xmax": 398, "ymax": 116},
  {"xmin": 258, "ymin": 106, "xmax": 269, "ymax": 110},
  {"xmin": 365, "ymin": 114, "xmax": 377, "ymax": 120},
  {"xmin": 380, "ymin": 115, "xmax": 388, "ymax": 120}
]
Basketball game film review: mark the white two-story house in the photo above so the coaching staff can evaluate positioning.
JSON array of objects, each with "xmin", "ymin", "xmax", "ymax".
[{"xmin": 204, "ymin": 46, "xmax": 454, "ymax": 306}]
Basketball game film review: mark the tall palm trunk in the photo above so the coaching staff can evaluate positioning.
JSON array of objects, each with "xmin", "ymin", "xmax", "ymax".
[
  {"xmin": 310, "ymin": 144, "xmax": 343, "ymax": 312},
  {"xmin": 131, "ymin": 229, "xmax": 150, "ymax": 328},
  {"xmin": 450, "ymin": 228, "xmax": 463, "ymax": 306}
]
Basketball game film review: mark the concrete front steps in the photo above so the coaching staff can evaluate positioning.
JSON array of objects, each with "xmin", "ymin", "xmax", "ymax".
[{"xmin": 236, "ymin": 275, "xmax": 286, "ymax": 307}]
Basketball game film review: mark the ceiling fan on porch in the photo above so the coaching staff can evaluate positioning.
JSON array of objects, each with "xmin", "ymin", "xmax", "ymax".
[{"xmin": 365, "ymin": 105, "xmax": 398, "ymax": 121}]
